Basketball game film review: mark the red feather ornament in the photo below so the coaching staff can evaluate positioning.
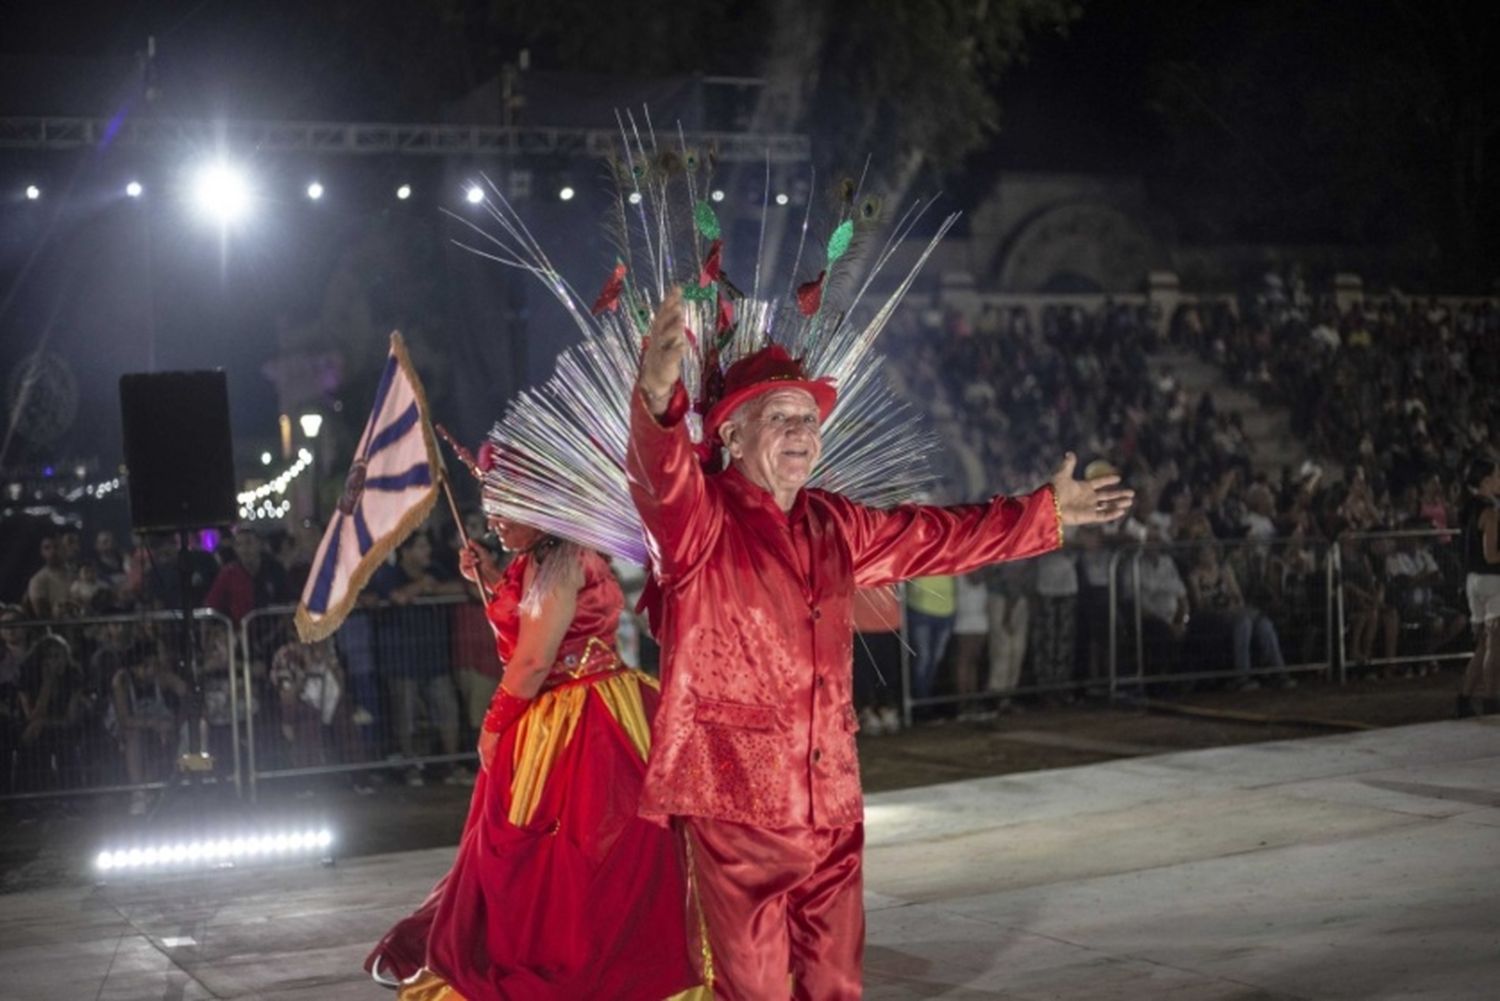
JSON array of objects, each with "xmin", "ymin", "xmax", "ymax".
[
  {"xmin": 590, "ymin": 263, "xmax": 628, "ymax": 316},
  {"xmin": 796, "ymin": 270, "xmax": 826, "ymax": 317},
  {"xmin": 699, "ymin": 239, "xmax": 724, "ymax": 284},
  {"xmin": 715, "ymin": 293, "xmax": 735, "ymax": 338}
]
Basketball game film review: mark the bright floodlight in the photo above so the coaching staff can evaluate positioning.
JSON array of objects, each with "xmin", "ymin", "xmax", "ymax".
[
  {"xmin": 192, "ymin": 162, "xmax": 251, "ymax": 224},
  {"xmin": 558, "ymin": 186, "xmax": 576, "ymax": 202},
  {"xmin": 396, "ymin": 183, "xmax": 412, "ymax": 201},
  {"xmin": 627, "ymin": 191, "xmax": 642, "ymax": 205},
  {"xmin": 126, "ymin": 181, "xmax": 144, "ymax": 198},
  {"xmin": 298, "ymin": 413, "xmax": 323, "ymax": 439},
  {"xmin": 710, "ymin": 189, "xmax": 725, "ymax": 203},
  {"xmin": 775, "ymin": 192, "xmax": 790, "ymax": 206},
  {"xmin": 306, "ymin": 181, "xmax": 324, "ymax": 201},
  {"xmin": 260, "ymin": 451, "xmax": 273, "ymax": 466},
  {"xmin": 465, "ymin": 185, "xmax": 485, "ymax": 205},
  {"xmin": 25, "ymin": 185, "xmax": 40, "ymax": 200}
]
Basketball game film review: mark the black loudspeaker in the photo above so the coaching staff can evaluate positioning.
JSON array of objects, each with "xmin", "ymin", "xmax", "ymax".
[{"xmin": 119, "ymin": 371, "xmax": 238, "ymax": 532}]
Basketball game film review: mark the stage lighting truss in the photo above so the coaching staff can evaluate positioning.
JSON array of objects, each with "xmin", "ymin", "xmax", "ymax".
[
  {"xmin": 95, "ymin": 827, "xmax": 335, "ymax": 874},
  {"xmin": 5, "ymin": 171, "xmax": 780, "ymax": 214}
]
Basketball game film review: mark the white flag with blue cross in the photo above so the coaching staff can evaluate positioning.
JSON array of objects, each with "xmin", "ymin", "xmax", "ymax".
[{"xmin": 295, "ymin": 332, "xmax": 442, "ymax": 642}]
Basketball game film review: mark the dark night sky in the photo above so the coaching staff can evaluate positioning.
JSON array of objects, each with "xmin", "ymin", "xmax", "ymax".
[
  {"xmin": 1, "ymin": 1, "xmax": 1164, "ymax": 156},
  {"xmin": 1, "ymin": 0, "xmax": 1495, "ymax": 481}
]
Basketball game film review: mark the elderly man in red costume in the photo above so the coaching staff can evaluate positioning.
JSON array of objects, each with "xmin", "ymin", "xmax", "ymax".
[{"xmin": 628, "ymin": 288, "xmax": 1134, "ymax": 999}]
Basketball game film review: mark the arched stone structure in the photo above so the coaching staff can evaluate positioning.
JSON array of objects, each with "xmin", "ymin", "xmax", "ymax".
[{"xmin": 994, "ymin": 200, "xmax": 1158, "ymax": 294}]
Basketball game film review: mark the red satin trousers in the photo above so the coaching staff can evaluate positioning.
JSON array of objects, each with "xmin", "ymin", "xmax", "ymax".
[{"xmin": 682, "ymin": 817, "xmax": 865, "ymax": 1000}]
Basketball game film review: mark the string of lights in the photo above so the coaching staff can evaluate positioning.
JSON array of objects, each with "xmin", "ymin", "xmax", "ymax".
[
  {"xmin": 3, "ymin": 473, "xmax": 125, "ymax": 504},
  {"xmin": 238, "ymin": 448, "xmax": 313, "ymax": 521}
]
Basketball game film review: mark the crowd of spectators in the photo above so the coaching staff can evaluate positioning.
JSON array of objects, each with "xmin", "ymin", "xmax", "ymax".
[
  {"xmin": 0, "ymin": 516, "xmax": 505, "ymax": 810},
  {"xmin": 871, "ymin": 285, "xmax": 1496, "ymax": 721}
]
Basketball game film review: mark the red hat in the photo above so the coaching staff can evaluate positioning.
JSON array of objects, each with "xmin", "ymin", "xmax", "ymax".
[{"xmin": 702, "ymin": 344, "xmax": 837, "ymax": 443}]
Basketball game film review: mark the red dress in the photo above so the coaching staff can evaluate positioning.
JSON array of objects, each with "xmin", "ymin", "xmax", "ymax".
[{"xmin": 366, "ymin": 550, "xmax": 703, "ymax": 1001}]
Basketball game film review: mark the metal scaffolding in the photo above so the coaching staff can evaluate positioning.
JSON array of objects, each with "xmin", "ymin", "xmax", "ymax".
[{"xmin": 0, "ymin": 116, "xmax": 810, "ymax": 163}]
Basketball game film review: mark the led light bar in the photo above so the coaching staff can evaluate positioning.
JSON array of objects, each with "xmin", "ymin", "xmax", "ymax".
[{"xmin": 95, "ymin": 828, "xmax": 334, "ymax": 873}]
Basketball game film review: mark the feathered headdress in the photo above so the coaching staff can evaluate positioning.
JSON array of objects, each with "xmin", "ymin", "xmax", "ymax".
[{"xmin": 449, "ymin": 110, "xmax": 953, "ymax": 566}]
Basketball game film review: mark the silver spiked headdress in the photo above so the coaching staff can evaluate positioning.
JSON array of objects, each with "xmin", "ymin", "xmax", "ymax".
[{"xmin": 451, "ymin": 112, "xmax": 955, "ymax": 566}]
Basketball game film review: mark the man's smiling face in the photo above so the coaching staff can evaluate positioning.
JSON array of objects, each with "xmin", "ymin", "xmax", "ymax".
[{"xmin": 722, "ymin": 388, "xmax": 824, "ymax": 506}]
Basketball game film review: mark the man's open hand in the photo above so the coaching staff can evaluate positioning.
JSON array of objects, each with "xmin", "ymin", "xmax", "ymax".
[
  {"xmin": 639, "ymin": 287, "xmax": 689, "ymax": 414},
  {"xmin": 1050, "ymin": 452, "xmax": 1135, "ymax": 526}
]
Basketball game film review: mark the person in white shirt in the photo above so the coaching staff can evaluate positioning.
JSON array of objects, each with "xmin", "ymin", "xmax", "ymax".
[
  {"xmin": 1135, "ymin": 528, "xmax": 1190, "ymax": 674},
  {"xmin": 1385, "ymin": 528, "xmax": 1467, "ymax": 665},
  {"xmin": 25, "ymin": 536, "xmax": 74, "ymax": 620}
]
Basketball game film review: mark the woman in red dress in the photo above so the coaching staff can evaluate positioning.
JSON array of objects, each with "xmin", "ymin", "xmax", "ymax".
[{"xmin": 366, "ymin": 517, "xmax": 705, "ymax": 1000}]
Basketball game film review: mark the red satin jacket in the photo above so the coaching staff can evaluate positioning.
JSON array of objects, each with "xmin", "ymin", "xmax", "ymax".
[{"xmin": 627, "ymin": 385, "xmax": 1062, "ymax": 829}]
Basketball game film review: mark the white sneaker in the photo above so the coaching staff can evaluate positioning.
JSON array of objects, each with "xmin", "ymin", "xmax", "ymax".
[
  {"xmin": 858, "ymin": 707, "xmax": 884, "ymax": 736},
  {"xmin": 128, "ymin": 790, "xmax": 148, "ymax": 816},
  {"xmin": 878, "ymin": 707, "xmax": 901, "ymax": 734},
  {"xmin": 404, "ymin": 768, "xmax": 425, "ymax": 788}
]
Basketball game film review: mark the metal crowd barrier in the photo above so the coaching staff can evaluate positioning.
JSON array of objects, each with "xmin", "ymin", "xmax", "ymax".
[
  {"xmin": 7, "ymin": 527, "xmax": 1477, "ymax": 803},
  {"xmin": 896, "ymin": 529, "xmax": 1477, "ymax": 715},
  {"xmin": 1332, "ymin": 529, "xmax": 1470, "ymax": 677},
  {"xmin": 1107, "ymin": 537, "xmax": 1334, "ymax": 695},
  {"xmin": 0, "ymin": 607, "xmax": 239, "ymax": 802},
  {"xmin": 240, "ymin": 595, "xmax": 505, "ymax": 801}
]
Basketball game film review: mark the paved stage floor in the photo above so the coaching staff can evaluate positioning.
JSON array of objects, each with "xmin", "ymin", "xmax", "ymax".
[{"xmin": 6, "ymin": 718, "xmax": 1500, "ymax": 1000}]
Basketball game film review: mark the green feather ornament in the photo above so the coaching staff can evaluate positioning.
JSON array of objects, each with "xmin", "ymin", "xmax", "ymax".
[
  {"xmin": 694, "ymin": 200, "xmax": 721, "ymax": 240},
  {"xmin": 826, "ymin": 219, "xmax": 854, "ymax": 265}
]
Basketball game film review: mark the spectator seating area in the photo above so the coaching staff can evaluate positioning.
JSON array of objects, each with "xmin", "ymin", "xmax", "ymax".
[{"xmin": 877, "ymin": 284, "xmax": 1495, "ymax": 713}]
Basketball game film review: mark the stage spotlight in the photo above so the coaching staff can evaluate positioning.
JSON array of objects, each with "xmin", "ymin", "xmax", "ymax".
[
  {"xmin": 558, "ymin": 186, "xmax": 575, "ymax": 202},
  {"xmin": 260, "ymin": 451, "xmax": 273, "ymax": 466},
  {"xmin": 465, "ymin": 185, "xmax": 485, "ymax": 205},
  {"xmin": 306, "ymin": 181, "xmax": 324, "ymax": 201},
  {"xmin": 627, "ymin": 192, "xmax": 642, "ymax": 205},
  {"xmin": 25, "ymin": 185, "xmax": 40, "ymax": 200},
  {"xmin": 396, "ymin": 183, "xmax": 412, "ymax": 201},
  {"xmin": 192, "ymin": 162, "xmax": 251, "ymax": 224},
  {"xmin": 775, "ymin": 192, "xmax": 790, "ymax": 206},
  {"xmin": 125, "ymin": 181, "xmax": 144, "ymax": 198},
  {"xmin": 710, "ymin": 189, "xmax": 725, "ymax": 203}
]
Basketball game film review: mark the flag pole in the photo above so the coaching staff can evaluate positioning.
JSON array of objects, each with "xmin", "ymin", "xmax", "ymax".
[{"xmin": 437, "ymin": 462, "xmax": 492, "ymax": 602}]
